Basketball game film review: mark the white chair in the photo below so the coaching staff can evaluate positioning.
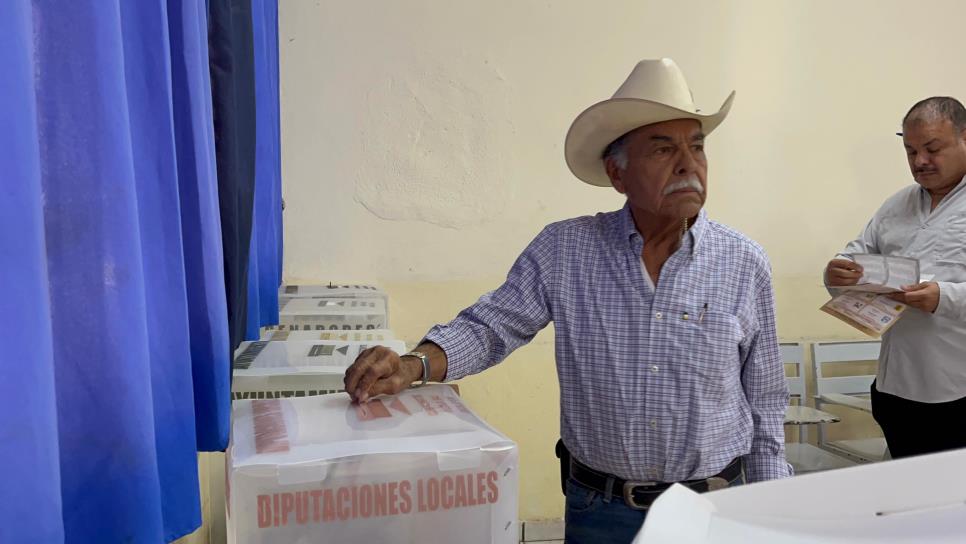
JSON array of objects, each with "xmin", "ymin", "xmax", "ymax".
[
  {"xmin": 811, "ymin": 340, "xmax": 889, "ymax": 463},
  {"xmin": 781, "ymin": 342, "xmax": 856, "ymax": 473}
]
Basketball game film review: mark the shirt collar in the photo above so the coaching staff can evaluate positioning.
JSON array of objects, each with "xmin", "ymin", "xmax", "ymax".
[
  {"xmin": 618, "ymin": 201, "xmax": 708, "ymax": 256},
  {"xmin": 918, "ymin": 174, "xmax": 966, "ymax": 211}
]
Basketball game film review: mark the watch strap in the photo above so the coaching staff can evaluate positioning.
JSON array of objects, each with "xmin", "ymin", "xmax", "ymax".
[{"xmin": 403, "ymin": 351, "xmax": 430, "ymax": 387}]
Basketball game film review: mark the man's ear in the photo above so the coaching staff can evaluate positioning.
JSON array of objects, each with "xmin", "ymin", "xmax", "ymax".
[{"xmin": 604, "ymin": 158, "xmax": 626, "ymax": 195}]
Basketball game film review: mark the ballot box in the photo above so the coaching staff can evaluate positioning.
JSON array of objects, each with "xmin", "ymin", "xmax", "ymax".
[
  {"xmin": 226, "ymin": 385, "xmax": 519, "ymax": 544},
  {"xmin": 633, "ymin": 448, "xmax": 966, "ymax": 543},
  {"xmin": 279, "ymin": 283, "xmax": 389, "ymax": 306},
  {"xmin": 278, "ymin": 297, "xmax": 388, "ymax": 330},
  {"xmin": 258, "ymin": 328, "xmax": 395, "ymax": 342},
  {"xmin": 231, "ymin": 339, "xmax": 405, "ymax": 400}
]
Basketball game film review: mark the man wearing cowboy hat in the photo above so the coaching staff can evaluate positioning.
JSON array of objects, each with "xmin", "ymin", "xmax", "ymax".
[{"xmin": 344, "ymin": 58, "xmax": 791, "ymax": 542}]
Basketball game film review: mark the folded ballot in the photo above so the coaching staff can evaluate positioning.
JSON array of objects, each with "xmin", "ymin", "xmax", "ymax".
[
  {"xmin": 231, "ymin": 339, "xmax": 405, "ymax": 400},
  {"xmin": 821, "ymin": 292, "xmax": 908, "ymax": 337},
  {"xmin": 226, "ymin": 385, "xmax": 519, "ymax": 544},
  {"xmin": 839, "ymin": 254, "xmax": 919, "ymax": 293}
]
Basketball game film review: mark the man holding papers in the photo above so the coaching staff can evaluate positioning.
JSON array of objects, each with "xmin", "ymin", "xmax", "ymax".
[{"xmin": 824, "ymin": 97, "xmax": 966, "ymax": 458}]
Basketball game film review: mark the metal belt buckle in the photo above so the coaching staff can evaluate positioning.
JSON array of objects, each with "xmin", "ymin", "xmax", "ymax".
[
  {"xmin": 705, "ymin": 476, "xmax": 730, "ymax": 491},
  {"xmin": 622, "ymin": 481, "xmax": 658, "ymax": 510}
]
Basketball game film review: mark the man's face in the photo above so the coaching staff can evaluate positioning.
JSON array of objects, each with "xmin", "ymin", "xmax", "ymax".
[
  {"xmin": 606, "ymin": 119, "xmax": 707, "ymax": 220},
  {"xmin": 903, "ymin": 118, "xmax": 966, "ymax": 193}
]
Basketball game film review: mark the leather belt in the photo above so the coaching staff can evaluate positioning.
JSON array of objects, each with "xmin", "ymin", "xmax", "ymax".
[{"xmin": 569, "ymin": 456, "xmax": 743, "ymax": 510}]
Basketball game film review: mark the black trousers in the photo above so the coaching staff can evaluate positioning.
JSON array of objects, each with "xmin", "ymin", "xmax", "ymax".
[{"xmin": 870, "ymin": 381, "xmax": 966, "ymax": 459}]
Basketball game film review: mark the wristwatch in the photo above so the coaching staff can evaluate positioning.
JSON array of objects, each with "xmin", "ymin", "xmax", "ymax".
[{"xmin": 402, "ymin": 351, "xmax": 430, "ymax": 388}]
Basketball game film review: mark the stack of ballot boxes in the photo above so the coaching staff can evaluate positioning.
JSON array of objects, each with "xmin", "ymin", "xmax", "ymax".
[
  {"xmin": 232, "ymin": 338, "xmax": 405, "ymax": 400},
  {"xmin": 276, "ymin": 298, "xmax": 388, "ymax": 332},
  {"xmin": 276, "ymin": 283, "xmax": 389, "ymax": 331},
  {"xmin": 234, "ymin": 282, "xmax": 396, "ymax": 401},
  {"xmin": 226, "ymin": 385, "xmax": 519, "ymax": 544},
  {"xmin": 258, "ymin": 329, "xmax": 395, "ymax": 342},
  {"xmin": 278, "ymin": 283, "xmax": 388, "ymax": 307}
]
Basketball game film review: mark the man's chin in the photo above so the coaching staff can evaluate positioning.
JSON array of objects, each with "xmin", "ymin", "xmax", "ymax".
[{"xmin": 675, "ymin": 202, "xmax": 704, "ymax": 219}]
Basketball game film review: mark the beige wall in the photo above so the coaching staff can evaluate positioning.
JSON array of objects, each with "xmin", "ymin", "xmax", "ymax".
[{"xmin": 279, "ymin": 0, "xmax": 966, "ymax": 520}]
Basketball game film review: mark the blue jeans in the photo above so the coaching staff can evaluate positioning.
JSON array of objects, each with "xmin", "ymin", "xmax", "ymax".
[{"xmin": 564, "ymin": 473, "xmax": 745, "ymax": 544}]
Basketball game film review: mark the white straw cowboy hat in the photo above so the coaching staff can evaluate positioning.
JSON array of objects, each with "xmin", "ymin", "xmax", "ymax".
[{"xmin": 565, "ymin": 58, "xmax": 735, "ymax": 187}]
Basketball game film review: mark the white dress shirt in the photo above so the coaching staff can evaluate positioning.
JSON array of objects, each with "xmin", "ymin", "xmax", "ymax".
[{"xmin": 836, "ymin": 176, "xmax": 966, "ymax": 402}]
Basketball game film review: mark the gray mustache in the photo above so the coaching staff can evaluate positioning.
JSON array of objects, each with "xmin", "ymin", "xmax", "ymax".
[{"xmin": 663, "ymin": 177, "xmax": 704, "ymax": 196}]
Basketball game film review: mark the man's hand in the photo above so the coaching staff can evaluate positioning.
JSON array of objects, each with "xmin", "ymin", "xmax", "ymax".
[
  {"xmin": 825, "ymin": 258, "xmax": 864, "ymax": 287},
  {"xmin": 343, "ymin": 346, "xmax": 422, "ymax": 403},
  {"xmin": 888, "ymin": 282, "xmax": 940, "ymax": 313}
]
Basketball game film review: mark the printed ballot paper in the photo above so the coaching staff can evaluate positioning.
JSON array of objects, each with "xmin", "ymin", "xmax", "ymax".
[
  {"xmin": 839, "ymin": 254, "xmax": 919, "ymax": 293},
  {"xmin": 821, "ymin": 292, "xmax": 907, "ymax": 337},
  {"xmin": 226, "ymin": 385, "xmax": 519, "ymax": 544},
  {"xmin": 821, "ymin": 254, "xmax": 922, "ymax": 336}
]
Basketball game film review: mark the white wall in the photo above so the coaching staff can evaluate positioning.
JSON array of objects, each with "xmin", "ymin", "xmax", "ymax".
[{"xmin": 279, "ymin": 0, "xmax": 966, "ymax": 519}]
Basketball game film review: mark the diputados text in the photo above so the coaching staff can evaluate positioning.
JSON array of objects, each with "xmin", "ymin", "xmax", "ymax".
[{"xmin": 257, "ymin": 471, "xmax": 500, "ymax": 528}]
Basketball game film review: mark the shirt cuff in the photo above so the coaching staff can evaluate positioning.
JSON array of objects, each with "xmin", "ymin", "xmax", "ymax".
[
  {"xmin": 742, "ymin": 452, "xmax": 793, "ymax": 483},
  {"xmin": 934, "ymin": 281, "xmax": 960, "ymax": 321},
  {"xmin": 422, "ymin": 323, "xmax": 479, "ymax": 382}
]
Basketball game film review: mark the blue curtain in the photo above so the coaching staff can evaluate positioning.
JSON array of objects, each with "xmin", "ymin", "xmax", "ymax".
[
  {"xmin": 208, "ymin": 0, "xmax": 258, "ymax": 354},
  {"xmin": 1, "ymin": 0, "xmax": 232, "ymax": 541},
  {"xmin": 0, "ymin": 2, "xmax": 64, "ymax": 542},
  {"xmin": 169, "ymin": 0, "xmax": 234, "ymax": 453},
  {"xmin": 246, "ymin": 0, "xmax": 284, "ymax": 339}
]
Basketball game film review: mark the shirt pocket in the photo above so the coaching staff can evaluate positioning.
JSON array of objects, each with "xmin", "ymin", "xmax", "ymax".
[
  {"xmin": 935, "ymin": 213, "xmax": 966, "ymax": 267},
  {"xmin": 661, "ymin": 304, "xmax": 745, "ymax": 390}
]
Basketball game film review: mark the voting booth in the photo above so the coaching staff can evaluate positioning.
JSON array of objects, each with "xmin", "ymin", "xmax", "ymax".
[
  {"xmin": 231, "ymin": 339, "xmax": 405, "ymax": 400},
  {"xmin": 634, "ymin": 448, "xmax": 966, "ymax": 543},
  {"xmin": 226, "ymin": 385, "xmax": 519, "ymax": 544}
]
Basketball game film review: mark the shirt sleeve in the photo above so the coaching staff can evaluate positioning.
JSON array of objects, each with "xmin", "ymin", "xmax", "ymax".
[
  {"xmin": 423, "ymin": 226, "xmax": 555, "ymax": 381},
  {"xmin": 741, "ymin": 265, "xmax": 793, "ymax": 482}
]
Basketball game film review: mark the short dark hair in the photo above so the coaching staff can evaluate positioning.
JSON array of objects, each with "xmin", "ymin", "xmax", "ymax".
[{"xmin": 903, "ymin": 96, "xmax": 966, "ymax": 132}]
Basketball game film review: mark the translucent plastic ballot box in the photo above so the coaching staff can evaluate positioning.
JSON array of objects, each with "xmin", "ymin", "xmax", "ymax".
[
  {"xmin": 258, "ymin": 329, "xmax": 395, "ymax": 342},
  {"xmin": 278, "ymin": 283, "xmax": 388, "ymax": 306},
  {"xmin": 226, "ymin": 385, "xmax": 520, "ymax": 544},
  {"xmin": 232, "ymin": 339, "xmax": 405, "ymax": 400},
  {"xmin": 278, "ymin": 297, "xmax": 388, "ymax": 330},
  {"xmin": 633, "ymin": 448, "xmax": 966, "ymax": 543}
]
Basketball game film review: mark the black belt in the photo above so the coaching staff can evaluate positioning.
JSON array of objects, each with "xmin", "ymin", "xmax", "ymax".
[{"xmin": 569, "ymin": 456, "xmax": 743, "ymax": 510}]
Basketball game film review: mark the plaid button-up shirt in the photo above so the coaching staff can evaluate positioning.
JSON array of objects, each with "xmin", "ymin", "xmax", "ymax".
[{"xmin": 425, "ymin": 203, "xmax": 791, "ymax": 483}]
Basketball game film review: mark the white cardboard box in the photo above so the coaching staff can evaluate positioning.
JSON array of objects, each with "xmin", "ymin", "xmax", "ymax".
[
  {"xmin": 635, "ymin": 448, "xmax": 966, "ymax": 543},
  {"xmin": 258, "ymin": 329, "xmax": 395, "ymax": 342},
  {"xmin": 279, "ymin": 283, "xmax": 388, "ymax": 306},
  {"xmin": 232, "ymin": 339, "xmax": 405, "ymax": 400},
  {"xmin": 278, "ymin": 298, "xmax": 388, "ymax": 330},
  {"xmin": 226, "ymin": 385, "xmax": 519, "ymax": 544}
]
